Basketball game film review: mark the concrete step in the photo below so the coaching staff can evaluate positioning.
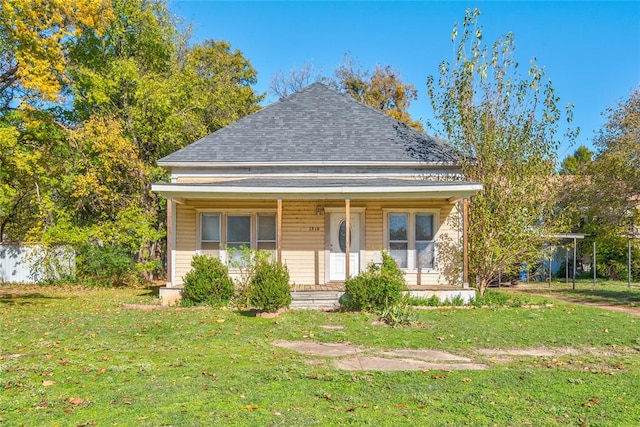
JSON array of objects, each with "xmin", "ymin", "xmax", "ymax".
[{"xmin": 290, "ymin": 291, "xmax": 344, "ymax": 310}]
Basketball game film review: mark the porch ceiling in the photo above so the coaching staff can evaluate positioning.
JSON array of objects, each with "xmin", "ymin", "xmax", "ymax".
[{"xmin": 152, "ymin": 177, "xmax": 482, "ymax": 200}]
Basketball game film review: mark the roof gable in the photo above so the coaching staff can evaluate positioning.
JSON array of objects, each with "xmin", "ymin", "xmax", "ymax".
[{"xmin": 158, "ymin": 82, "xmax": 459, "ymax": 166}]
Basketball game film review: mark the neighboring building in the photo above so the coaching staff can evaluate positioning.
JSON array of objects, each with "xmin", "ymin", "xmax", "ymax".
[{"xmin": 152, "ymin": 83, "xmax": 481, "ymax": 293}]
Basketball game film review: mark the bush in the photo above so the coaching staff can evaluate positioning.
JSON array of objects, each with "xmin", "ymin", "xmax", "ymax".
[
  {"xmin": 77, "ymin": 244, "xmax": 137, "ymax": 287},
  {"xmin": 247, "ymin": 258, "xmax": 291, "ymax": 313},
  {"xmin": 343, "ymin": 251, "xmax": 406, "ymax": 312},
  {"xmin": 182, "ymin": 255, "xmax": 234, "ymax": 307},
  {"xmin": 379, "ymin": 302, "xmax": 417, "ymax": 327}
]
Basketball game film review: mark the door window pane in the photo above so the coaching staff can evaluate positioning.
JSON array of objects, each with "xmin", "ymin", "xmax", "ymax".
[
  {"xmin": 338, "ymin": 220, "xmax": 352, "ymax": 253},
  {"xmin": 227, "ymin": 215, "xmax": 251, "ymax": 245},
  {"xmin": 389, "ymin": 214, "xmax": 408, "ymax": 240},
  {"xmin": 415, "ymin": 214, "xmax": 433, "ymax": 241}
]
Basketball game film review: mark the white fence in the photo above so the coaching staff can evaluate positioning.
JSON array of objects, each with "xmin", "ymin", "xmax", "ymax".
[{"xmin": 0, "ymin": 244, "xmax": 75, "ymax": 284}]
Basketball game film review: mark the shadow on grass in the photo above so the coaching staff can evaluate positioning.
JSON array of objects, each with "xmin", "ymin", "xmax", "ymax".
[
  {"xmin": 139, "ymin": 284, "xmax": 163, "ymax": 298},
  {"xmin": 0, "ymin": 292, "xmax": 63, "ymax": 306},
  {"xmin": 518, "ymin": 284, "xmax": 640, "ymax": 306},
  {"xmin": 566, "ymin": 288, "xmax": 640, "ymax": 305}
]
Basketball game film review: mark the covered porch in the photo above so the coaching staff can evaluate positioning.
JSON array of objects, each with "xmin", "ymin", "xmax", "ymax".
[{"xmin": 153, "ymin": 178, "xmax": 481, "ymax": 306}]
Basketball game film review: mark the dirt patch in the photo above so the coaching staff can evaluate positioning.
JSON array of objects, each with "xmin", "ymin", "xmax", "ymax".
[
  {"xmin": 476, "ymin": 347, "xmax": 579, "ymax": 357},
  {"xmin": 381, "ymin": 349, "xmax": 471, "ymax": 362},
  {"xmin": 273, "ymin": 340, "xmax": 362, "ymax": 357},
  {"xmin": 335, "ymin": 356, "xmax": 487, "ymax": 371},
  {"xmin": 319, "ymin": 325, "xmax": 345, "ymax": 330},
  {"xmin": 273, "ymin": 340, "xmax": 485, "ymax": 371}
]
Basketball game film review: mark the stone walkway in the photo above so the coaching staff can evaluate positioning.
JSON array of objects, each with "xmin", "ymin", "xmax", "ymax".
[
  {"xmin": 272, "ymin": 339, "xmax": 634, "ymax": 371},
  {"xmin": 273, "ymin": 340, "xmax": 488, "ymax": 371}
]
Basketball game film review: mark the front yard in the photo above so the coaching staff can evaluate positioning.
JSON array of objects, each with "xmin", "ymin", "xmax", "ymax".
[{"xmin": 1, "ymin": 285, "xmax": 639, "ymax": 426}]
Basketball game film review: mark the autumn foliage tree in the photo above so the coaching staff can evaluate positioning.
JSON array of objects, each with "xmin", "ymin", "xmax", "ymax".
[
  {"xmin": 427, "ymin": 9, "xmax": 576, "ymax": 294},
  {"xmin": 270, "ymin": 55, "xmax": 423, "ymax": 130},
  {"xmin": 0, "ymin": 0, "xmax": 262, "ymax": 283}
]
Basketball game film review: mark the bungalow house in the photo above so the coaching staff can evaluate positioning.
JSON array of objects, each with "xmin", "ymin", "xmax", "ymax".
[{"xmin": 152, "ymin": 83, "xmax": 482, "ymax": 306}]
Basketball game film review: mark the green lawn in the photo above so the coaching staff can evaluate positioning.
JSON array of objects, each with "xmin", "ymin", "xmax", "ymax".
[
  {"xmin": 1, "ymin": 285, "xmax": 639, "ymax": 426},
  {"xmin": 515, "ymin": 279, "xmax": 640, "ymax": 308}
]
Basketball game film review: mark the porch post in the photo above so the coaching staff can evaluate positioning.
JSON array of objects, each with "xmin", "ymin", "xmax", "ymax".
[
  {"xmin": 345, "ymin": 198, "xmax": 351, "ymax": 279},
  {"xmin": 277, "ymin": 198, "xmax": 283, "ymax": 265},
  {"xmin": 166, "ymin": 198, "xmax": 174, "ymax": 286},
  {"xmin": 462, "ymin": 198, "xmax": 469, "ymax": 288},
  {"xmin": 573, "ymin": 237, "xmax": 577, "ymax": 290}
]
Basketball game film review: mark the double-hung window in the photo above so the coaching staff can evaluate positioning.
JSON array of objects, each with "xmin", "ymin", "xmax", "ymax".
[
  {"xmin": 257, "ymin": 214, "xmax": 277, "ymax": 250},
  {"xmin": 201, "ymin": 214, "xmax": 221, "ymax": 255},
  {"xmin": 199, "ymin": 212, "xmax": 277, "ymax": 260},
  {"xmin": 387, "ymin": 212, "xmax": 436, "ymax": 270}
]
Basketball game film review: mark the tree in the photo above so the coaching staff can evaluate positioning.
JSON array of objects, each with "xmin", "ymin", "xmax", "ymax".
[
  {"xmin": 0, "ymin": 0, "xmax": 263, "ymax": 283},
  {"xmin": 0, "ymin": 0, "xmax": 112, "ymax": 104},
  {"xmin": 427, "ymin": 8, "xmax": 576, "ymax": 294},
  {"xmin": 269, "ymin": 62, "xmax": 321, "ymax": 100},
  {"xmin": 589, "ymin": 87, "xmax": 640, "ymax": 225},
  {"xmin": 560, "ymin": 145, "xmax": 593, "ymax": 175},
  {"xmin": 270, "ymin": 55, "xmax": 423, "ymax": 130}
]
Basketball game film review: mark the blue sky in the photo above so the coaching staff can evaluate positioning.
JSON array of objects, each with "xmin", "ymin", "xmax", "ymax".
[{"xmin": 169, "ymin": 1, "xmax": 640, "ymax": 161}]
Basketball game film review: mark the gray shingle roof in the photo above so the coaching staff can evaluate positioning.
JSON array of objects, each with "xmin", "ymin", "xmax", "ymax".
[{"xmin": 158, "ymin": 82, "xmax": 459, "ymax": 165}]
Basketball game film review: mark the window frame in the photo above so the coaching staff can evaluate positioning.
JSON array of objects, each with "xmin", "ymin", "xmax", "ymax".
[
  {"xmin": 197, "ymin": 211, "xmax": 277, "ymax": 262},
  {"xmin": 383, "ymin": 209, "xmax": 439, "ymax": 272},
  {"xmin": 200, "ymin": 213, "xmax": 221, "ymax": 253}
]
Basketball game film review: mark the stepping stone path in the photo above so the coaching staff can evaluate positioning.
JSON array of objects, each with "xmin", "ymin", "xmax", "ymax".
[{"xmin": 272, "ymin": 340, "xmax": 488, "ymax": 371}]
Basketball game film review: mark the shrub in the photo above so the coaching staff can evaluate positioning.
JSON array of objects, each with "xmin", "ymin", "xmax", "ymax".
[
  {"xmin": 77, "ymin": 244, "xmax": 137, "ymax": 287},
  {"xmin": 247, "ymin": 258, "xmax": 291, "ymax": 313},
  {"xmin": 379, "ymin": 303, "xmax": 417, "ymax": 327},
  {"xmin": 471, "ymin": 289, "xmax": 509, "ymax": 307},
  {"xmin": 182, "ymin": 255, "xmax": 234, "ymax": 307},
  {"xmin": 343, "ymin": 251, "xmax": 406, "ymax": 312}
]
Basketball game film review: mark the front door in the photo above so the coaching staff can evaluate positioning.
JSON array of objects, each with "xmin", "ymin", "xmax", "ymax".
[{"xmin": 329, "ymin": 212, "xmax": 360, "ymax": 281}]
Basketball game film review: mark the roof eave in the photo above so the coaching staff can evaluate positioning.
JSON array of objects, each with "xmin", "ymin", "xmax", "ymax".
[
  {"xmin": 151, "ymin": 182, "xmax": 483, "ymax": 200},
  {"xmin": 157, "ymin": 160, "xmax": 460, "ymax": 168}
]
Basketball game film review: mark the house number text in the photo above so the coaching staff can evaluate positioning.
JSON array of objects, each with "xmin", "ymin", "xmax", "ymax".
[{"xmin": 308, "ymin": 226, "xmax": 321, "ymax": 232}]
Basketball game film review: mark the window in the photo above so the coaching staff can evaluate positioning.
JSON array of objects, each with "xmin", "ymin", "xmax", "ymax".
[
  {"xmin": 388, "ymin": 214, "xmax": 409, "ymax": 268},
  {"xmin": 415, "ymin": 214, "xmax": 434, "ymax": 269},
  {"xmin": 199, "ymin": 212, "xmax": 277, "ymax": 260},
  {"xmin": 257, "ymin": 214, "xmax": 277, "ymax": 250},
  {"xmin": 387, "ymin": 212, "xmax": 436, "ymax": 270},
  {"xmin": 227, "ymin": 215, "xmax": 251, "ymax": 250},
  {"xmin": 201, "ymin": 214, "xmax": 220, "ymax": 254}
]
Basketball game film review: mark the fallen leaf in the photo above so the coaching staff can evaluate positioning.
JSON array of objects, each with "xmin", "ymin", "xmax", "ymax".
[
  {"xmin": 246, "ymin": 404, "xmax": 258, "ymax": 411},
  {"xmin": 67, "ymin": 397, "xmax": 84, "ymax": 406},
  {"xmin": 461, "ymin": 378, "xmax": 472, "ymax": 383},
  {"xmin": 42, "ymin": 380, "xmax": 55, "ymax": 387},
  {"xmin": 432, "ymin": 374, "xmax": 447, "ymax": 379}
]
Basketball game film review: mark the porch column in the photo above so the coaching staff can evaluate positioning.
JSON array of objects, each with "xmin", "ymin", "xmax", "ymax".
[
  {"xmin": 345, "ymin": 198, "xmax": 351, "ymax": 279},
  {"xmin": 277, "ymin": 198, "xmax": 283, "ymax": 265},
  {"xmin": 166, "ymin": 198, "xmax": 174, "ymax": 286},
  {"xmin": 462, "ymin": 198, "xmax": 469, "ymax": 288}
]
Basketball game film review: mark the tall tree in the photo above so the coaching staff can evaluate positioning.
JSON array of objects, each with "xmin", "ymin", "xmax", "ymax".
[
  {"xmin": 560, "ymin": 145, "xmax": 593, "ymax": 175},
  {"xmin": 0, "ymin": 0, "xmax": 263, "ymax": 283},
  {"xmin": 0, "ymin": 0, "xmax": 112, "ymax": 242},
  {"xmin": 589, "ymin": 87, "xmax": 640, "ymax": 224},
  {"xmin": 427, "ymin": 8, "xmax": 576, "ymax": 294}
]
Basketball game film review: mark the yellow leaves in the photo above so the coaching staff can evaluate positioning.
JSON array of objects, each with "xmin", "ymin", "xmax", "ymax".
[
  {"xmin": 246, "ymin": 404, "xmax": 259, "ymax": 411},
  {"xmin": 0, "ymin": 0, "xmax": 114, "ymax": 101},
  {"xmin": 42, "ymin": 380, "xmax": 56, "ymax": 387}
]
